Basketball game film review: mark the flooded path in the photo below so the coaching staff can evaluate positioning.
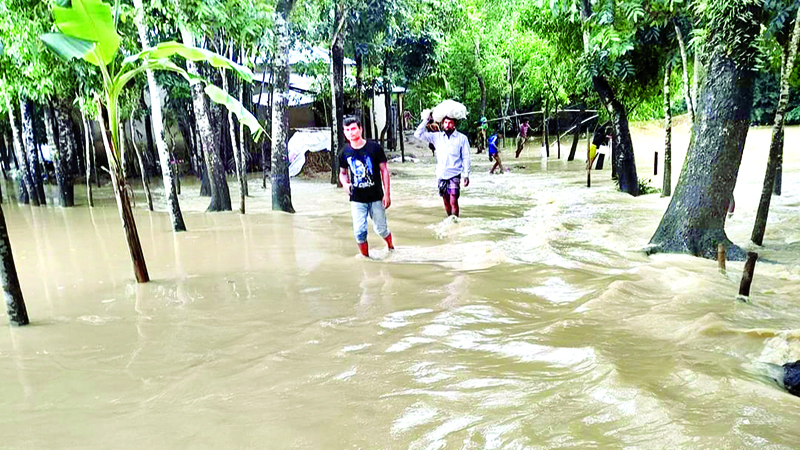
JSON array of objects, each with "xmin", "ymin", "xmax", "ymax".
[{"xmin": 1, "ymin": 123, "xmax": 799, "ymax": 449}]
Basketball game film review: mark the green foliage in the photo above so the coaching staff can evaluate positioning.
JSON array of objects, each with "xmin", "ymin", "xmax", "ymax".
[
  {"xmin": 40, "ymin": 0, "xmax": 264, "ymax": 171},
  {"xmin": 616, "ymin": 176, "xmax": 661, "ymax": 194},
  {"xmin": 697, "ymin": 0, "xmax": 762, "ymax": 67},
  {"xmin": 638, "ymin": 178, "xmax": 661, "ymax": 195}
]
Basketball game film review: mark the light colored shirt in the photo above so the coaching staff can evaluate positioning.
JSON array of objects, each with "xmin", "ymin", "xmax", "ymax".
[{"xmin": 414, "ymin": 120, "xmax": 471, "ymax": 180}]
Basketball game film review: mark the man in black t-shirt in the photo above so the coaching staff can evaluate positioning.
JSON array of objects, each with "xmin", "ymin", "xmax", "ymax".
[{"xmin": 338, "ymin": 116, "xmax": 394, "ymax": 257}]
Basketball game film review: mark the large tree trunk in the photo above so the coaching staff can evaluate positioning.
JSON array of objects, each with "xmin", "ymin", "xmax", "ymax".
[
  {"xmin": 133, "ymin": 0, "xmax": 187, "ymax": 230},
  {"xmin": 330, "ymin": 5, "xmax": 345, "ymax": 186},
  {"xmin": 96, "ymin": 101, "xmax": 150, "ymax": 283},
  {"xmin": 0, "ymin": 204, "xmax": 28, "ymax": 326},
  {"xmin": 751, "ymin": 8, "xmax": 800, "ymax": 246},
  {"xmin": 81, "ymin": 112, "xmax": 94, "ymax": 207},
  {"xmin": 221, "ymin": 39, "xmax": 245, "ymax": 214},
  {"xmin": 54, "ymin": 101, "xmax": 76, "ymax": 206},
  {"xmin": 674, "ymin": 23, "xmax": 695, "ymax": 125},
  {"xmin": 271, "ymin": 0, "xmax": 296, "ymax": 213},
  {"xmin": 648, "ymin": 4, "xmax": 759, "ymax": 260},
  {"xmin": 180, "ymin": 25, "xmax": 232, "ymax": 212},
  {"xmin": 592, "ymin": 76, "xmax": 639, "ymax": 196},
  {"xmin": 43, "ymin": 104, "xmax": 72, "ymax": 206},
  {"xmin": 662, "ymin": 62, "xmax": 672, "ymax": 198},
  {"xmin": 20, "ymin": 97, "xmax": 46, "ymax": 205},
  {"xmin": 6, "ymin": 101, "xmax": 35, "ymax": 205}
]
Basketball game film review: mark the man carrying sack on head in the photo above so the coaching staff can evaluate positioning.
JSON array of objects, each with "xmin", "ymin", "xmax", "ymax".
[{"xmin": 414, "ymin": 100, "xmax": 472, "ymax": 217}]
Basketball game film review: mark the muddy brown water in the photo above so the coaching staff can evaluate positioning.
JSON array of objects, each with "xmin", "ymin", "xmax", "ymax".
[{"xmin": 1, "ymin": 123, "xmax": 799, "ymax": 449}]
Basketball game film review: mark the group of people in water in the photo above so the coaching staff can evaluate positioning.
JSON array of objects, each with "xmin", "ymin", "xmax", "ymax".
[
  {"xmin": 338, "ymin": 110, "xmax": 531, "ymax": 257},
  {"xmin": 338, "ymin": 110, "xmax": 473, "ymax": 257}
]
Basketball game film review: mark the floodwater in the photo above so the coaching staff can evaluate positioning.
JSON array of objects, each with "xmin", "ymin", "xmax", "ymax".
[{"xmin": 1, "ymin": 122, "xmax": 799, "ymax": 449}]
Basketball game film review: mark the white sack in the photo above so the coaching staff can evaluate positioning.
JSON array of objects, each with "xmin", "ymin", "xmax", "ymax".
[{"xmin": 432, "ymin": 100, "xmax": 467, "ymax": 123}]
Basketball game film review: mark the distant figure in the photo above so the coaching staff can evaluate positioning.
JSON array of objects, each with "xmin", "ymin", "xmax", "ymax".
[
  {"xmin": 414, "ymin": 112, "xmax": 472, "ymax": 217},
  {"xmin": 488, "ymin": 132, "xmax": 505, "ymax": 174},
  {"xmin": 339, "ymin": 116, "xmax": 394, "ymax": 257},
  {"xmin": 402, "ymin": 110, "xmax": 412, "ymax": 129},
  {"xmin": 476, "ymin": 115, "xmax": 488, "ymax": 154},
  {"xmin": 516, "ymin": 118, "xmax": 530, "ymax": 158}
]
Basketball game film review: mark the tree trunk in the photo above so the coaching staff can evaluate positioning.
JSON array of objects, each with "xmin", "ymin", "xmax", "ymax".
[
  {"xmin": 662, "ymin": 62, "xmax": 672, "ymax": 198},
  {"xmin": 592, "ymin": 75, "xmax": 639, "ymax": 196},
  {"xmin": 96, "ymin": 101, "xmax": 150, "ymax": 283},
  {"xmin": 0, "ymin": 204, "xmax": 28, "ymax": 326},
  {"xmin": 54, "ymin": 101, "xmax": 76, "ymax": 206},
  {"xmin": 130, "ymin": 112, "xmax": 153, "ymax": 211},
  {"xmin": 355, "ymin": 51, "xmax": 364, "ymax": 121},
  {"xmin": 133, "ymin": 0, "xmax": 187, "ymax": 230},
  {"xmin": 648, "ymin": 7, "xmax": 759, "ymax": 260},
  {"xmin": 674, "ymin": 23, "xmax": 695, "ymax": 125},
  {"xmin": 239, "ymin": 44, "xmax": 249, "ymax": 197},
  {"xmin": 256, "ymin": 55, "xmax": 272, "ymax": 189},
  {"xmin": 554, "ymin": 108, "xmax": 561, "ymax": 158},
  {"xmin": 383, "ymin": 57, "xmax": 393, "ymax": 151},
  {"xmin": 44, "ymin": 104, "xmax": 72, "ymax": 206},
  {"xmin": 568, "ymin": 105, "xmax": 584, "ymax": 161},
  {"xmin": 20, "ymin": 98, "xmax": 46, "ymax": 205},
  {"xmin": 543, "ymin": 99, "xmax": 549, "ymax": 156},
  {"xmin": 6, "ymin": 101, "xmax": 35, "ymax": 205},
  {"xmin": 398, "ymin": 93, "xmax": 405, "ymax": 162},
  {"xmin": 271, "ymin": 0, "xmax": 296, "ymax": 213},
  {"xmin": 180, "ymin": 26, "xmax": 232, "ymax": 212},
  {"xmin": 751, "ymin": 9, "xmax": 800, "ymax": 245},
  {"xmin": 221, "ymin": 39, "xmax": 245, "ymax": 214},
  {"xmin": 330, "ymin": 5, "xmax": 345, "ymax": 186},
  {"xmin": 81, "ymin": 112, "xmax": 94, "ymax": 207},
  {"xmin": 692, "ymin": 44, "xmax": 703, "ymax": 123}
]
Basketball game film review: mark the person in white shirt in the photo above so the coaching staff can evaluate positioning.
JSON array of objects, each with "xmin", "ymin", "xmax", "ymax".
[{"xmin": 414, "ymin": 112, "xmax": 471, "ymax": 217}]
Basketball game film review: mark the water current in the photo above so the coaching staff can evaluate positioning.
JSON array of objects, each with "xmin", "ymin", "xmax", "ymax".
[{"xmin": 1, "ymin": 123, "xmax": 799, "ymax": 449}]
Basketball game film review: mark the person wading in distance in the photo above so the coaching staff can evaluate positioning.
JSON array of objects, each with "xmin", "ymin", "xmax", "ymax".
[
  {"xmin": 339, "ymin": 116, "xmax": 394, "ymax": 257},
  {"xmin": 414, "ymin": 112, "xmax": 472, "ymax": 217}
]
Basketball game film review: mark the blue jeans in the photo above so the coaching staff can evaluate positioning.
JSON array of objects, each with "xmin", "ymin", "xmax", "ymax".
[{"xmin": 350, "ymin": 200, "xmax": 390, "ymax": 244}]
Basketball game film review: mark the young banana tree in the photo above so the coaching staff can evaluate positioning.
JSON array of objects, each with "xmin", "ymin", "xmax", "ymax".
[{"xmin": 41, "ymin": 0, "xmax": 263, "ymax": 283}]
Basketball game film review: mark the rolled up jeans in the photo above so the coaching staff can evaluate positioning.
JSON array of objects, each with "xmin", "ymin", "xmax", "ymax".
[{"xmin": 350, "ymin": 200, "xmax": 390, "ymax": 244}]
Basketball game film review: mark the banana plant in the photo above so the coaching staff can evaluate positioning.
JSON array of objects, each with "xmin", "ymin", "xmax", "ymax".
[{"xmin": 40, "ymin": 0, "xmax": 264, "ymax": 283}]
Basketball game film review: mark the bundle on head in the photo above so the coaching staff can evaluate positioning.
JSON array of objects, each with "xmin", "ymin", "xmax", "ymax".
[{"xmin": 432, "ymin": 100, "xmax": 467, "ymax": 123}]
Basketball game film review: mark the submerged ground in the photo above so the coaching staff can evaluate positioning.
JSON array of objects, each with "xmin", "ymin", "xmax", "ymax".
[{"xmin": 1, "ymin": 121, "xmax": 799, "ymax": 449}]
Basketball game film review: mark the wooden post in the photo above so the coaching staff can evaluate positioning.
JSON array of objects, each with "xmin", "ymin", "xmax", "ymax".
[
  {"xmin": 738, "ymin": 251, "xmax": 758, "ymax": 298},
  {"xmin": 654, "ymin": 151, "xmax": 658, "ymax": 176},
  {"xmin": 717, "ymin": 243, "xmax": 726, "ymax": 272}
]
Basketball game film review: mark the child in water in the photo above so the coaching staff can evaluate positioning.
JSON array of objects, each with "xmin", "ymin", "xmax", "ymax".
[{"xmin": 488, "ymin": 132, "xmax": 505, "ymax": 174}]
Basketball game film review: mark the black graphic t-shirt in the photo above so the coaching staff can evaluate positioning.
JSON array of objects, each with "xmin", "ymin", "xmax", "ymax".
[{"xmin": 339, "ymin": 140, "xmax": 387, "ymax": 203}]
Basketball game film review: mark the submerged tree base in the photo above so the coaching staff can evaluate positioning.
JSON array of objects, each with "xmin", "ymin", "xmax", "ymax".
[{"xmin": 646, "ymin": 229, "xmax": 746, "ymax": 261}]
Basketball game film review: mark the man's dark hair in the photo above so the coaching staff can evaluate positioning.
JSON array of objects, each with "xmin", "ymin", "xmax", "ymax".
[{"xmin": 343, "ymin": 116, "xmax": 361, "ymax": 127}]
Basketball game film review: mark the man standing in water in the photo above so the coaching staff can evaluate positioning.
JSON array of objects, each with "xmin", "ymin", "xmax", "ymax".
[
  {"xmin": 339, "ymin": 116, "xmax": 394, "ymax": 257},
  {"xmin": 414, "ymin": 112, "xmax": 471, "ymax": 217}
]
